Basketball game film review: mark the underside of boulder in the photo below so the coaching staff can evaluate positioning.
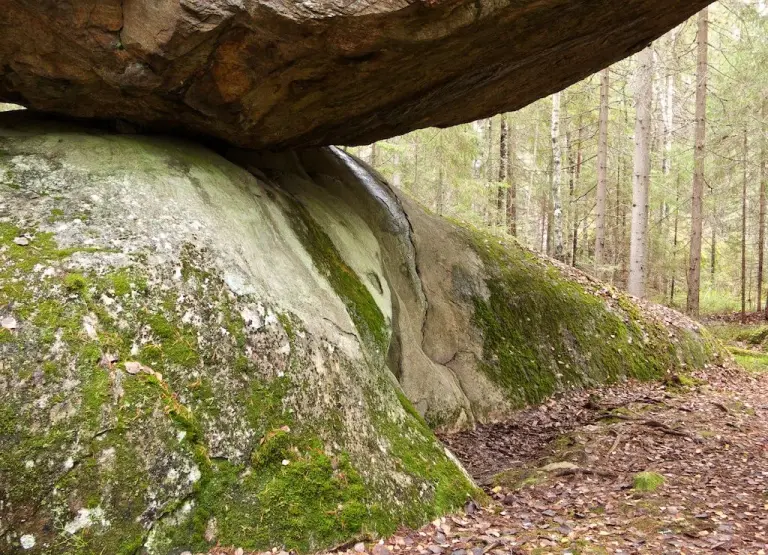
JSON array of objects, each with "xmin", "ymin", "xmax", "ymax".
[
  {"xmin": 0, "ymin": 113, "xmax": 719, "ymax": 553},
  {"xmin": 0, "ymin": 0, "xmax": 712, "ymax": 148}
]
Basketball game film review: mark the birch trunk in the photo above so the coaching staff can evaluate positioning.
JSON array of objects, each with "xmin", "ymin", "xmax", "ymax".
[{"xmin": 595, "ymin": 69, "xmax": 610, "ymax": 270}]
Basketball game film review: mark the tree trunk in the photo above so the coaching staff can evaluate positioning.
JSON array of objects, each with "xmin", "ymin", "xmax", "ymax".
[
  {"xmin": 763, "ymin": 99, "xmax": 768, "ymax": 321},
  {"xmin": 595, "ymin": 69, "xmax": 610, "ymax": 271},
  {"xmin": 507, "ymin": 116, "xmax": 517, "ymax": 236},
  {"xmin": 760, "ymin": 99, "xmax": 767, "ymax": 315},
  {"xmin": 628, "ymin": 47, "xmax": 653, "ymax": 298},
  {"xmin": 551, "ymin": 91, "xmax": 564, "ymax": 261},
  {"xmin": 436, "ymin": 134, "xmax": 445, "ymax": 215},
  {"xmin": 485, "ymin": 118, "xmax": 495, "ymax": 226},
  {"xmin": 572, "ymin": 118, "xmax": 583, "ymax": 266},
  {"xmin": 370, "ymin": 143, "xmax": 378, "ymax": 167},
  {"xmin": 687, "ymin": 8, "xmax": 708, "ymax": 317},
  {"xmin": 566, "ymin": 129, "xmax": 574, "ymax": 262},
  {"xmin": 670, "ymin": 173, "xmax": 680, "ymax": 306},
  {"xmin": 392, "ymin": 151, "xmax": 402, "ymax": 189},
  {"xmin": 498, "ymin": 116, "xmax": 509, "ymax": 227},
  {"xmin": 742, "ymin": 129, "xmax": 748, "ymax": 325}
]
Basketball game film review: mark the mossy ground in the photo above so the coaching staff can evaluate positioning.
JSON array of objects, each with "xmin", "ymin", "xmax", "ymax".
[
  {"xmin": 632, "ymin": 472, "xmax": 665, "ymax": 492},
  {"xmin": 707, "ymin": 323, "xmax": 768, "ymax": 373},
  {"xmin": 465, "ymin": 228, "xmax": 716, "ymax": 408}
]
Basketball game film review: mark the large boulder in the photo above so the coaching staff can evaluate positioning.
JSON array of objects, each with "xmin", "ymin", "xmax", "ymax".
[
  {"xmin": 0, "ymin": 0, "xmax": 712, "ymax": 149},
  {"xmin": 0, "ymin": 112, "xmax": 718, "ymax": 553}
]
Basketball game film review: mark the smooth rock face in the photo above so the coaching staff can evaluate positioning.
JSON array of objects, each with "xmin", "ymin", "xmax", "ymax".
[
  {"xmin": 0, "ymin": 0, "xmax": 712, "ymax": 148},
  {"xmin": 0, "ymin": 113, "xmax": 718, "ymax": 552}
]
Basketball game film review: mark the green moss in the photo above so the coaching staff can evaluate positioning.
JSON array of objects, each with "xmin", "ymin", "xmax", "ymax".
[
  {"xmin": 369, "ymin": 385, "xmax": 479, "ymax": 528},
  {"xmin": 47, "ymin": 208, "xmax": 65, "ymax": 223},
  {"xmin": 633, "ymin": 471, "xmax": 665, "ymax": 492},
  {"xmin": 730, "ymin": 346, "xmax": 768, "ymax": 373},
  {"xmin": 142, "ymin": 312, "xmax": 201, "ymax": 368},
  {"xmin": 64, "ymin": 272, "xmax": 89, "ymax": 293},
  {"xmin": 287, "ymin": 200, "xmax": 389, "ymax": 359},
  {"xmin": 465, "ymin": 228, "xmax": 714, "ymax": 408},
  {"xmin": 106, "ymin": 270, "xmax": 136, "ymax": 297}
]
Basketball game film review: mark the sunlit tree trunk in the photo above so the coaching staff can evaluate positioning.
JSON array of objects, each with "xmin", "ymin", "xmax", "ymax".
[
  {"xmin": 687, "ymin": 8, "xmax": 708, "ymax": 317},
  {"xmin": 392, "ymin": 153, "xmax": 401, "ymax": 188},
  {"xmin": 567, "ymin": 131, "xmax": 577, "ymax": 266},
  {"xmin": 572, "ymin": 119, "xmax": 583, "ymax": 266},
  {"xmin": 628, "ymin": 47, "xmax": 653, "ymax": 298},
  {"xmin": 595, "ymin": 69, "xmax": 610, "ymax": 271},
  {"xmin": 551, "ymin": 91, "xmax": 564, "ymax": 261}
]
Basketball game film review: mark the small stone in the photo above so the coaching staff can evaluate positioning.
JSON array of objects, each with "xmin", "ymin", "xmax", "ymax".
[
  {"xmin": 124, "ymin": 361, "xmax": 142, "ymax": 374},
  {"xmin": 541, "ymin": 461, "xmax": 579, "ymax": 472},
  {"xmin": 373, "ymin": 544, "xmax": 390, "ymax": 555},
  {"xmin": 354, "ymin": 542, "xmax": 366, "ymax": 553},
  {"xmin": 235, "ymin": 549, "xmax": 244, "ymax": 555},
  {"xmin": 13, "ymin": 236, "xmax": 29, "ymax": 246},
  {"xmin": 204, "ymin": 517, "xmax": 217, "ymax": 542},
  {"xmin": 180, "ymin": 552, "xmax": 192, "ymax": 555},
  {"xmin": 427, "ymin": 545, "xmax": 443, "ymax": 554},
  {"xmin": 124, "ymin": 361, "xmax": 151, "ymax": 375},
  {"xmin": 99, "ymin": 352, "xmax": 119, "ymax": 369},
  {"xmin": 20, "ymin": 534, "xmax": 35, "ymax": 549},
  {"xmin": 1, "ymin": 315, "xmax": 17, "ymax": 330}
]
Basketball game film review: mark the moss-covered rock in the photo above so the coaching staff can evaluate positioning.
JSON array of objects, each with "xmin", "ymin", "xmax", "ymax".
[
  {"xmin": 0, "ymin": 113, "xmax": 721, "ymax": 553},
  {"xmin": 468, "ymin": 229, "xmax": 717, "ymax": 407},
  {"xmin": 396, "ymin": 197, "xmax": 720, "ymax": 428},
  {"xmin": 0, "ymin": 115, "xmax": 476, "ymax": 554}
]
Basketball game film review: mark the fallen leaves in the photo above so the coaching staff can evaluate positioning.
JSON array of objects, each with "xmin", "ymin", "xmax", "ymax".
[{"xmin": 208, "ymin": 363, "xmax": 768, "ymax": 555}]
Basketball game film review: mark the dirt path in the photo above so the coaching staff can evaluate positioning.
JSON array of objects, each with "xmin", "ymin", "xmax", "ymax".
[{"xmin": 212, "ymin": 363, "xmax": 768, "ymax": 555}]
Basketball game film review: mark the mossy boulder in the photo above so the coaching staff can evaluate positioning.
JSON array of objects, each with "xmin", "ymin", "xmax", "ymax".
[
  {"xmin": 0, "ymin": 112, "xmax": 720, "ymax": 553},
  {"xmin": 392, "ymin": 196, "xmax": 720, "ymax": 428},
  {"xmin": 0, "ymin": 114, "xmax": 475, "ymax": 554}
]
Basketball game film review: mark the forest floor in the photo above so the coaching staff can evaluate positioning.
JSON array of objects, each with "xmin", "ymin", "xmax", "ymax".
[{"xmin": 210, "ymin": 346, "xmax": 768, "ymax": 555}]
